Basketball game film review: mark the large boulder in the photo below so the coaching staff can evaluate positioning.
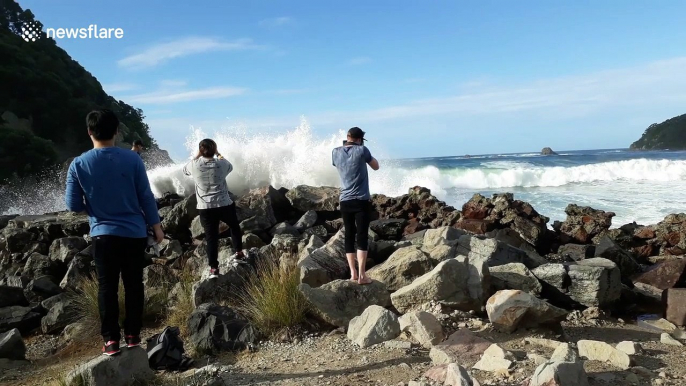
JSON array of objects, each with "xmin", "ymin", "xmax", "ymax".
[
  {"xmin": 64, "ymin": 347, "xmax": 154, "ymax": 386},
  {"xmin": 347, "ymin": 305, "xmax": 400, "ymax": 348},
  {"xmin": 41, "ymin": 295, "xmax": 75, "ymax": 334},
  {"xmin": 489, "ymin": 262, "xmax": 542, "ymax": 295},
  {"xmin": 297, "ymin": 229, "xmax": 348, "ymax": 287},
  {"xmin": 0, "ymin": 328, "xmax": 25, "ymax": 360},
  {"xmin": 60, "ymin": 249, "xmax": 94, "ymax": 289},
  {"xmin": 594, "ymin": 237, "xmax": 642, "ymax": 282},
  {"xmin": 286, "ymin": 185, "xmax": 340, "ymax": 212},
  {"xmin": 369, "ymin": 219, "xmax": 407, "ymax": 241},
  {"xmin": 0, "ymin": 306, "xmax": 42, "ymax": 334},
  {"xmin": 2, "ymin": 228, "xmax": 38, "ymax": 254},
  {"xmin": 23, "ymin": 253, "xmax": 63, "ymax": 280},
  {"xmin": 423, "ymin": 227, "xmax": 465, "ymax": 250},
  {"xmin": 457, "ymin": 235, "xmax": 542, "ymax": 269},
  {"xmin": 48, "ymin": 237, "xmax": 87, "ymax": 265},
  {"xmin": 566, "ymin": 258, "xmax": 622, "ymax": 308},
  {"xmin": 192, "ymin": 266, "xmax": 248, "ymax": 308},
  {"xmin": 398, "ymin": 311, "xmax": 444, "ymax": 348},
  {"xmin": 391, "ymin": 258, "xmax": 476, "ymax": 313},
  {"xmin": 557, "ymin": 244, "xmax": 595, "ymax": 261},
  {"xmin": 294, "ymin": 210, "xmax": 318, "ymax": 231},
  {"xmin": 577, "ymin": 340, "xmax": 631, "ymax": 369},
  {"xmin": 235, "ymin": 186, "xmax": 283, "ymax": 232},
  {"xmin": 429, "ymin": 329, "xmax": 492, "ymax": 366},
  {"xmin": 188, "ymin": 303, "xmax": 256, "ymax": 354},
  {"xmin": 298, "ymin": 280, "xmax": 391, "ymax": 327},
  {"xmin": 554, "ymin": 204, "xmax": 614, "ymax": 244},
  {"xmin": 634, "ymin": 259, "xmax": 686, "ymax": 290},
  {"xmin": 161, "ymin": 195, "xmax": 198, "ymax": 240},
  {"xmin": 367, "ymin": 247, "xmax": 435, "ymax": 291},
  {"xmin": 0, "ymin": 286, "xmax": 28, "ymax": 308},
  {"xmin": 486, "ymin": 290, "xmax": 568, "ymax": 333},
  {"xmin": 24, "ymin": 276, "xmax": 62, "ymax": 303}
]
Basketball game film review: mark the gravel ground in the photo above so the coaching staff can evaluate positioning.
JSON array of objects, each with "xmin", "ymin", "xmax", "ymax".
[{"xmin": 3, "ymin": 317, "xmax": 686, "ymax": 386}]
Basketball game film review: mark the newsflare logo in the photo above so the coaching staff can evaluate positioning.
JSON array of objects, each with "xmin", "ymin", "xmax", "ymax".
[{"xmin": 20, "ymin": 22, "xmax": 124, "ymax": 42}]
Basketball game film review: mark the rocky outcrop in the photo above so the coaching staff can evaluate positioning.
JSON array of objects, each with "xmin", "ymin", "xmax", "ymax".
[
  {"xmin": 347, "ymin": 305, "xmax": 400, "ymax": 348},
  {"xmin": 486, "ymin": 290, "xmax": 568, "ymax": 333},
  {"xmin": 541, "ymin": 147, "xmax": 558, "ymax": 155},
  {"xmin": 455, "ymin": 193, "xmax": 550, "ymax": 250},
  {"xmin": 553, "ymin": 204, "xmax": 615, "ymax": 244},
  {"xmin": 372, "ymin": 187, "xmax": 461, "ymax": 230},
  {"xmin": 286, "ymin": 186, "xmax": 340, "ymax": 212},
  {"xmin": 299, "ymin": 280, "xmax": 391, "ymax": 327}
]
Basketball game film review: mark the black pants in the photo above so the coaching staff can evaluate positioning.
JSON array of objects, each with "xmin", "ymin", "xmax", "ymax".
[
  {"xmin": 199, "ymin": 203, "xmax": 244, "ymax": 269},
  {"xmin": 340, "ymin": 199, "xmax": 372, "ymax": 253},
  {"xmin": 92, "ymin": 235, "xmax": 147, "ymax": 343}
]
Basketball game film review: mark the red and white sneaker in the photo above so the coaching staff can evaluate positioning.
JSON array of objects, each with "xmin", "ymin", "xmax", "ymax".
[
  {"xmin": 208, "ymin": 267, "xmax": 220, "ymax": 278},
  {"xmin": 102, "ymin": 340, "xmax": 121, "ymax": 356},
  {"xmin": 125, "ymin": 335, "xmax": 141, "ymax": 348}
]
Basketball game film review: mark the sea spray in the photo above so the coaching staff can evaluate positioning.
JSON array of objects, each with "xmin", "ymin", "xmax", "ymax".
[{"xmin": 2, "ymin": 118, "xmax": 686, "ymax": 226}]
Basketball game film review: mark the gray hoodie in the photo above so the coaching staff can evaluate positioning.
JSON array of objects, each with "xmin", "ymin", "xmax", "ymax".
[{"xmin": 182, "ymin": 157, "xmax": 234, "ymax": 209}]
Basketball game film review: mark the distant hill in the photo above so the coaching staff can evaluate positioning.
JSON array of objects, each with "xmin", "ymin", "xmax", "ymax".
[
  {"xmin": 0, "ymin": 0, "xmax": 161, "ymax": 182},
  {"xmin": 630, "ymin": 113, "xmax": 686, "ymax": 151}
]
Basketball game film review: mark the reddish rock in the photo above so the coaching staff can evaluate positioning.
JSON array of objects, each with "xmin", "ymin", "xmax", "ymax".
[
  {"xmin": 429, "ymin": 329, "xmax": 492, "ymax": 366},
  {"xmin": 403, "ymin": 218, "xmax": 427, "ymax": 236},
  {"xmin": 555, "ymin": 204, "xmax": 614, "ymax": 244},
  {"xmin": 633, "ymin": 244, "xmax": 655, "ymax": 259},
  {"xmin": 454, "ymin": 219, "xmax": 496, "ymax": 235},
  {"xmin": 633, "ymin": 259, "xmax": 686, "ymax": 290},
  {"xmin": 462, "ymin": 202, "xmax": 491, "ymax": 220},
  {"xmin": 372, "ymin": 187, "xmax": 460, "ymax": 229},
  {"xmin": 665, "ymin": 232, "xmax": 682, "ymax": 247},
  {"xmin": 663, "ymin": 288, "xmax": 686, "ymax": 326},
  {"xmin": 666, "ymin": 246, "xmax": 686, "ymax": 256},
  {"xmin": 423, "ymin": 364, "xmax": 448, "ymax": 383},
  {"xmin": 635, "ymin": 227, "xmax": 656, "ymax": 240}
]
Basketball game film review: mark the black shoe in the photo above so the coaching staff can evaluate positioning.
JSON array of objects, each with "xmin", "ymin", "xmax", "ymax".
[
  {"xmin": 209, "ymin": 267, "xmax": 220, "ymax": 278},
  {"xmin": 125, "ymin": 335, "xmax": 141, "ymax": 348},
  {"xmin": 102, "ymin": 340, "xmax": 121, "ymax": 356}
]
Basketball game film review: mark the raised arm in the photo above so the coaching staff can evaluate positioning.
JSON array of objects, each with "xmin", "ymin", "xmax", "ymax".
[
  {"xmin": 363, "ymin": 146, "xmax": 380, "ymax": 170},
  {"xmin": 65, "ymin": 161, "xmax": 86, "ymax": 213}
]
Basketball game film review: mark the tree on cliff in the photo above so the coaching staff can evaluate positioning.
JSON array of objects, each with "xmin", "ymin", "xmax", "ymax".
[
  {"xmin": 630, "ymin": 113, "xmax": 686, "ymax": 151},
  {"xmin": 0, "ymin": 0, "xmax": 155, "ymax": 181}
]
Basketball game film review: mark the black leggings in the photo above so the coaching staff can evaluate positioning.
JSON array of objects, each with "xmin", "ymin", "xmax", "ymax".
[
  {"xmin": 340, "ymin": 199, "xmax": 371, "ymax": 253},
  {"xmin": 199, "ymin": 203, "xmax": 243, "ymax": 269}
]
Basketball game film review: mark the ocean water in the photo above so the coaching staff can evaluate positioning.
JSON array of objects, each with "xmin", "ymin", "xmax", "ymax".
[{"xmin": 2, "ymin": 118, "xmax": 686, "ymax": 227}]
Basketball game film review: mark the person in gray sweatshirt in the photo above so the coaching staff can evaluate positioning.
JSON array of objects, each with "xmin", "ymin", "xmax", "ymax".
[{"xmin": 183, "ymin": 139, "xmax": 245, "ymax": 278}]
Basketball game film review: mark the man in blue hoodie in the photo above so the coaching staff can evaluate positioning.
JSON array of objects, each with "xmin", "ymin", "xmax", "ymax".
[{"xmin": 66, "ymin": 109, "xmax": 163, "ymax": 356}]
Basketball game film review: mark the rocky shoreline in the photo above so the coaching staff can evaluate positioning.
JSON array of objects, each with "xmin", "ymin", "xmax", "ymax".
[{"xmin": 0, "ymin": 185, "xmax": 685, "ymax": 386}]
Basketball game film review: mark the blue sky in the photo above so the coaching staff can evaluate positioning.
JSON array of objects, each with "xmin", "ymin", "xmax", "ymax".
[{"xmin": 20, "ymin": 0, "xmax": 686, "ymax": 160}]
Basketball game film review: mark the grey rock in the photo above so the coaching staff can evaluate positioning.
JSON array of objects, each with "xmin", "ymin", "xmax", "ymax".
[
  {"xmin": 60, "ymin": 251, "xmax": 94, "ymax": 289},
  {"xmin": 2, "ymin": 228, "xmax": 37, "ymax": 254},
  {"xmin": 302, "ymin": 225, "xmax": 328, "ymax": 240},
  {"xmin": 41, "ymin": 296, "xmax": 75, "ymax": 334},
  {"xmin": 567, "ymin": 258, "xmax": 621, "ymax": 307},
  {"xmin": 0, "ymin": 286, "xmax": 28, "ymax": 308},
  {"xmin": 65, "ymin": 347, "xmax": 154, "ymax": 386},
  {"xmin": 558, "ymin": 244, "xmax": 595, "ymax": 261},
  {"xmin": 0, "ymin": 328, "xmax": 25, "ymax": 360},
  {"xmin": 48, "ymin": 237, "xmax": 87, "ymax": 264},
  {"xmin": 0, "ymin": 306, "xmax": 42, "ymax": 334},
  {"xmin": 192, "ymin": 267, "xmax": 247, "ymax": 308},
  {"xmin": 577, "ymin": 339, "xmax": 631, "ymax": 369},
  {"xmin": 285, "ymin": 185, "xmax": 340, "ymax": 212},
  {"xmin": 423, "ymin": 227, "xmax": 465, "ymax": 250},
  {"xmin": 23, "ymin": 253, "xmax": 63, "ymax": 280},
  {"xmin": 299, "ymin": 279, "xmax": 391, "ymax": 327},
  {"xmin": 242, "ymin": 233, "xmax": 266, "ymax": 250},
  {"xmin": 445, "ymin": 363, "xmax": 480, "ymax": 386},
  {"xmin": 391, "ymin": 259, "xmax": 472, "ymax": 314},
  {"xmin": 489, "ymin": 262, "xmax": 542, "ymax": 295},
  {"xmin": 347, "ymin": 305, "xmax": 400, "ymax": 348},
  {"xmin": 294, "ymin": 210, "xmax": 317, "ymax": 231},
  {"xmin": 594, "ymin": 237, "xmax": 643, "ymax": 282},
  {"xmin": 24, "ymin": 276, "xmax": 61, "ymax": 303},
  {"xmin": 486, "ymin": 290, "xmax": 568, "ymax": 333},
  {"xmin": 161, "ymin": 195, "xmax": 198, "ymax": 240},
  {"xmin": 532, "ymin": 263, "xmax": 568, "ymax": 291},
  {"xmin": 270, "ymin": 222, "xmax": 300, "ymax": 237},
  {"xmin": 188, "ymin": 303, "xmax": 256, "ymax": 354},
  {"xmin": 398, "ymin": 311, "xmax": 444, "ymax": 348},
  {"xmin": 530, "ymin": 360, "xmax": 589, "ymax": 386},
  {"xmin": 369, "ymin": 219, "xmax": 408, "ymax": 241},
  {"xmin": 297, "ymin": 229, "xmax": 348, "ymax": 287},
  {"xmin": 367, "ymin": 247, "xmax": 435, "ymax": 291}
]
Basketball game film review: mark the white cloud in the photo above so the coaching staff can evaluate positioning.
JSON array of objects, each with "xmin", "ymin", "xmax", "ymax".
[
  {"xmin": 118, "ymin": 37, "xmax": 262, "ymax": 69},
  {"xmin": 259, "ymin": 17, "xmax": 294, "ymax": 28},
  {"xmin": 102, "ymin": 83, "xmax": 138, "ymax": 93},
  {"xmin": 123, "ymin": 86, "xmax": 247, "ymax": 105},
  {"xmin": 347, "ymin": 56, "xmax": 372, "ymax": 66}
]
